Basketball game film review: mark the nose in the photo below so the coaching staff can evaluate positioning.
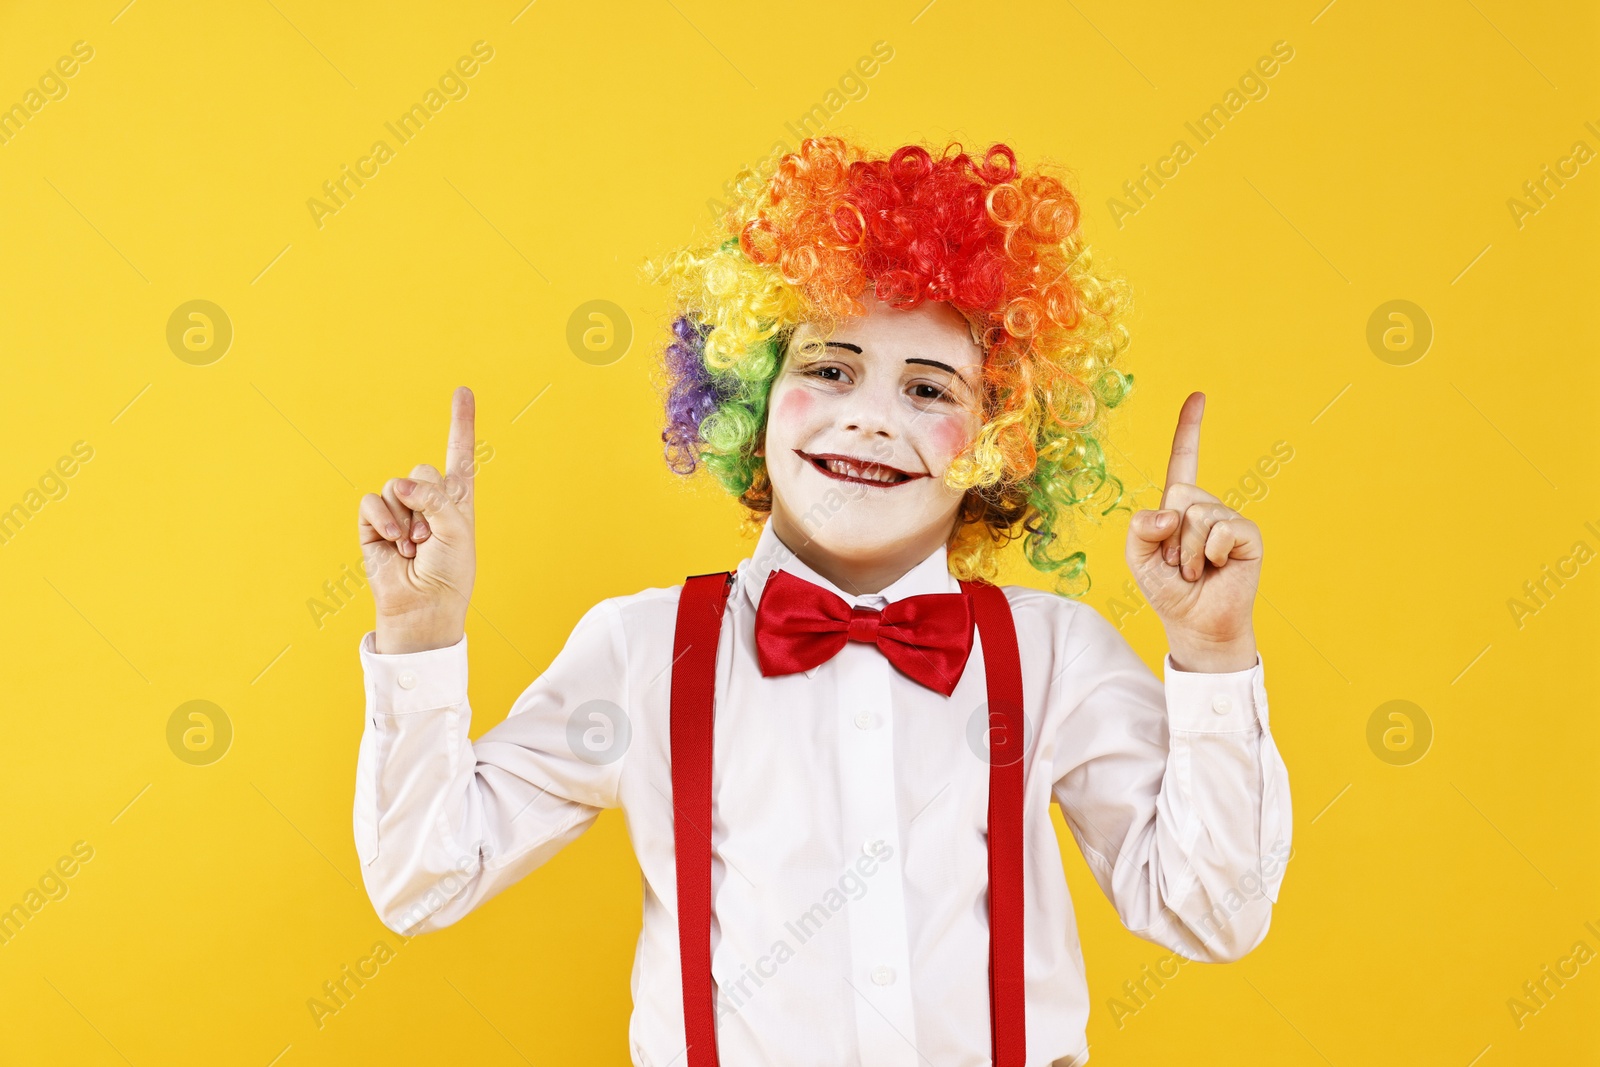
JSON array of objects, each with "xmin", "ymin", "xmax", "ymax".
[{"xmin": 839, "ymin": 376, "xmax": 897, "ymax": 439}]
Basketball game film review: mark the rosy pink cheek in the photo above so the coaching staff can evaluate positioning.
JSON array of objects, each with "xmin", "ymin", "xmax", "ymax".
[
  {"xmin": 927, "ymin": 415, "xmax": 975, "ymax": 460},
  {"xmin": 775, "ymin": 388, "xmax": 811, "ymax": 423}
]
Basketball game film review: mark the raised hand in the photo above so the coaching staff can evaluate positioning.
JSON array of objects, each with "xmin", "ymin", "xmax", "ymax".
[
  {"xmin": 358, "ymin": 386, "xmax": 478, "ymax": 654},
  {"xmin": 1125, "ymin": 392, "xmax": 1262, "ymax": 672}
]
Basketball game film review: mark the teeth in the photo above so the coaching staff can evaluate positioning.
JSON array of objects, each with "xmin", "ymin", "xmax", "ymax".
[{"xmin": 823, "ymin": 458, "xmax": 901, "ymax": 483}]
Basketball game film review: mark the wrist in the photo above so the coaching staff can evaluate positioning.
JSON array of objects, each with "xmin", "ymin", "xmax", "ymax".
[
  {"xmin": 375, "ymin": 610, "xmax": 466, "ymax": 655},
  {"xmin": 1166, "ymin": 630, "xmax": 1258, "ymax": 673}
]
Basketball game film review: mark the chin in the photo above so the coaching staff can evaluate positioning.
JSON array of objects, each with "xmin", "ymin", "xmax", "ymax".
[
  {"xmin": 769, "ymin": 486, "xmax": 952, "ymax": 563},
  {"xmin": 795, "ymin": 514, "xmax": 911, "ymax": 560},
  {"xmin": 766, "ymin": 451, "xmax": 962, "ymax": 560}
]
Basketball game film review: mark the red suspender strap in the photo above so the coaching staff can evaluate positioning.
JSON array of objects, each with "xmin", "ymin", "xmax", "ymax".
[
  {"xmin": 670, "ymin": 571, "xmax": 1025, "ymax": 1066},
  {"xmin": 670, "ymin": 571, "xmax": 734, "ymax": 1067},
  {"xmin": 962, "ymin": 578, "xmax": 1028, "ymax": 1067}
]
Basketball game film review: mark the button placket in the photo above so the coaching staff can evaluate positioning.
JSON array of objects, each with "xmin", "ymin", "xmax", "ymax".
[{"xmin": 836, "ymin": 643, "xmax": 919, "ymax": 1066}]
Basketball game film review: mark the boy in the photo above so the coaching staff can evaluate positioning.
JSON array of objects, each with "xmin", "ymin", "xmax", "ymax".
[{"xmin": 354, "ymin": 137, "xmax": 1290, "ymax": 1066}]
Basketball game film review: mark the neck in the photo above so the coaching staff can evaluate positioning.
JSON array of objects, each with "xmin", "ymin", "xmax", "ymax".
[{"xmin": 768, "ymin": 512, "xmax": 949, "ymax": 595}]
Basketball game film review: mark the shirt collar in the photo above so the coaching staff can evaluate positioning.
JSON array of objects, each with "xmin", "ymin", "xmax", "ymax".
[{"xmin": 735, "ymin": 519, "xmax": 958, "ymax": 615}]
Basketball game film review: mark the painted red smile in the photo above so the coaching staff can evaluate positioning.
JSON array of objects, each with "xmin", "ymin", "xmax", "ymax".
[{"xmin": 796, "ymin": 450, "xmax": 925, "ymax": 488}]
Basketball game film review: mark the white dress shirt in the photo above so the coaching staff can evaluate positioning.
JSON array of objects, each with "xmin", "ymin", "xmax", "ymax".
[{"xmin": 353, "ymin": 520, "xmax": 1292, "ymax": 1067}]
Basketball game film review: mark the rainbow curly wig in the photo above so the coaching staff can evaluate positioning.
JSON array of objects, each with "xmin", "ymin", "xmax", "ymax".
[{"xmin": 650, "ymin": 136, "xmax": 1134, "ymax": 594}]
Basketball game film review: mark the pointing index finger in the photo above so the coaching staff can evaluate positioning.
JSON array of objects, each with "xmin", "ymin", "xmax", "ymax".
[
  {"xmin": 1161, "ymin": 391, "xmax": 1205, "ymax": 504},
  {"xmin": 446, "ymin": 386, "xmax": 476, "ymax": 481}
]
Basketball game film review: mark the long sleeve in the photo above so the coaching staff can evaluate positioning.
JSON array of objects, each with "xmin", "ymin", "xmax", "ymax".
[
  {"xmin": 352, "ymin": 598, "xmax": 632, "ymax": 936},
  {"xmin": 1048, "ymin": 602, "xmax": 1292, "ymax": 963}
]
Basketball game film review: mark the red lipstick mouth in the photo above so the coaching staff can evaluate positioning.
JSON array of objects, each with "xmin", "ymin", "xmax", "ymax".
[{"xmin": 796, "ymin": 450, "xmax": 925, "ymax": 488}]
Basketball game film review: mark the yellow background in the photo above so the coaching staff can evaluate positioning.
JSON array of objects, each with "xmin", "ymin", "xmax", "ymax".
[{"xmin": 1, "ymin": 0, "xmax": 1595, "ymax": 1063}]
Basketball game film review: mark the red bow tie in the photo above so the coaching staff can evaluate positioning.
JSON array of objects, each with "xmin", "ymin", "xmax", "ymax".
[{"xmin": 753, "ymin": 569, "xmax": 975, "ymax": 696}]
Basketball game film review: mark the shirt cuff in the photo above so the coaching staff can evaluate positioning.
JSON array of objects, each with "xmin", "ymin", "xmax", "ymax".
[
  {"xmin": 359, "ymin": 630, "xmax": 469, "ymax": 715},
  {"xmin": 1162, "ymin": 650, "xmax": 1267, "ymax": 733}
]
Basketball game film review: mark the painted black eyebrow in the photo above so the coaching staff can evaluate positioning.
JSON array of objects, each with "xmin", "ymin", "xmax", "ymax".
[
  {"xmin": 825, "ymin": 342, "xmax": 960, "ymax": 391},
  {"xmin": 906, "ymin": 357, "xmax": 960, "ymax": 375},
  {"xmin": 820, "ymin": 344, "xmax": 966, "ymax": 381}
]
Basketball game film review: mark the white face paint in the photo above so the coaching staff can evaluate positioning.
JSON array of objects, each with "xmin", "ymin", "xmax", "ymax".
[{"xmin": 758, "ymin": 294, "xmax": 987, "ymax": 592}]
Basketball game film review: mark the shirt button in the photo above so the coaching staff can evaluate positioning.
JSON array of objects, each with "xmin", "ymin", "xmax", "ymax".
[
  {"xmin": 854, "ymin": 710, "xmax": 874, "ymax": 729},
  {"xmin": 870, "ymin": 965, "xmax": 895, "ymax": 986},
  {"xmin": 1211, "ymin": 694, "xmax": 1233, "ymax": 715},
  {"xmin": 397, "ymin": 671, "xmax": 418, "ymax": 690},
  {"xmin": 863, "ymin": 838, "xmax": 886, "ymax": 857}
]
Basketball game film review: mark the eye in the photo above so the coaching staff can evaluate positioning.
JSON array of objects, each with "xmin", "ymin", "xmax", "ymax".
[
  {"xmin": 804, "ymin": 364, "xmax": 848, "ymax": 383},
  {"xmin": 910, "ymin": 380, "xmax": 955, "ymax": 403}
]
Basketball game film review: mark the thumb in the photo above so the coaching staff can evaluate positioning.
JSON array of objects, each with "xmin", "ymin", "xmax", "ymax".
[
  {"xmin": 1128, "ymin": 509, "xmax": 1177, "ymax": 564},
  {"xmin": 394, "ymin": 477, "xmax": 466, "ymax": 537}
]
